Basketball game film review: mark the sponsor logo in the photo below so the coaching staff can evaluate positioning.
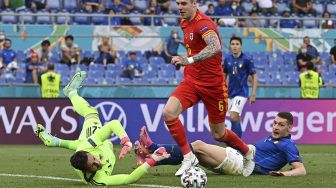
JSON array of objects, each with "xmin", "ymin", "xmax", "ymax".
[
  {"xmin": 94, "ymin": 101, "xmax": 127, "ymax": 141},
  {"xmin": 189, "ymin": 33, "xmax": 193, "ymax": 40}
]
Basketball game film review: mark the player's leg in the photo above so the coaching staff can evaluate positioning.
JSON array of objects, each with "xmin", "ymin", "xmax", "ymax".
[
  {"xmin": 200, "ymin": 83, "xmax": 255, "ymax": 176},
  {"xmin": 163, "ymin": 81, "xmax": 200, "ymax": 176},
  {"xmin": 229, "ymin": 96, "xmax": 247, "ymax": 138},
  {"xmin": 35, "ymin": 124, "xmax": 79, "ymax": 150},
  {"xmin": 63, "ymin": 71, "xmax": 103, "ymax": 140}
]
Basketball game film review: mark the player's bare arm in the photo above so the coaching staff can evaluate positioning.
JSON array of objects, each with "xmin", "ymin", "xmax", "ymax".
[
  {"xmin": 249, "ymin": 73, "xmax": 258, "ymax": 104},
  {"xmin": 171, "ymin": 31, "xmax": 221, "ymax": 66},
  {"xmin": 269, "ymin": 162, "xmax": 306, "ymax": 176}
]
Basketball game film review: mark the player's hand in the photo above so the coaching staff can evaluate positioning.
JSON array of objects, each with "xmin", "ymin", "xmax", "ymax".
[
  {"xmin": 249, "ymin": 95, "xmax": 256, "ymax": 104},
  {"xmin": 171, "ymin": 55, "xmax": 189, "ymax": 66},
  {"xmin": 119, "ymin": 136, "xmax": 132, "ymax": 160},
  {"xmin": 269, "ymin": 171, "xmax": 285, "ymax": 176}
]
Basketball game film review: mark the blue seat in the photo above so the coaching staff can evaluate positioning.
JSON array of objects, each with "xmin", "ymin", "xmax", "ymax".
[
  {"xmin": 313, "ymin": 2, "xmax": 324, "ymax": 16},
  {"xmin": 89, "ymin": 64, "xmax": 105, "ymax": 71},
  {"xmin": 241, "ymin": 2, "xmax": 253, "ymax": 15},
  {"xmin": 92, "ymin": 13, "xmax": 108, "ymax": 25},
  {"xmin": 116, "ymin": 77, "xmax": 132, "ymax": 84},
  {"xmin": 47, "ymin": 0, "xmax": 61, "ymax": 11},
  {"xmin": 74, "ymin": 11, "xmax": 91, "ymax": 25},
  {"xmin": 149, "ymin": 57, "xmax": 165, "ymax": 65},
  {"xmin": 160, "ymin": 64, "xmax": 176, "ymax": 72},
  {"xmin": 1, "ymin": 9, "xmax": 17, "ymax": 24},
  {"xmin": 134, "ymin": 0, "xmax": 148, "ymax": 11},
  {"xmin": 7, "ymin": 77, "xmax": 25, "ymax": 84},
  {"xmin": 163, "ymin": 13, "xmax": 178, "ymax": 26},
  {"xmin": 83, "ymin": 77, "xmax": 96, "ymax": 85},
  {"xmin": 70, "ymin": 64, "xmax": 88, "ymax": 71},
  {"xmin": 327, "ymin": 3, "xmax": 336, "ymax": 16},
  {"xmin": 87, "ymin": 70, "xmax": 103, "ymax": 79},
  {"xmin": 55, "ymin": 63, "xmax": 69, "ymax": 71},
  {"xmin": 56, "ymin": 10, "xmax": 72, "ymax": 24},
  {"xmin": 175, "ymin": 71, "xmax": 183, "ymax": 80},
  {"xmin": 133, "ymin": 77, "xmax": 150, "ymax": 84},
  {"xmin": 36, "ymin": 10, "xmax": 52, "ymax": 24},
  {"xmin": 63, "ymin": 0, "xmax": 78, "ymax": 12},
  {"xmin": 104, "ymin": 0, "xmax": 114, "ymax": 10},
  {"xmin": 106, "ymin": 64, "xmax": 122, "ymax": 71},
  {"xmin": 151, "ymin": 78, "xmax": 168, "ymax": 84},
  {"xmin": 58, "ymin": 70, "xmax": 69, "ymax": 78},
  {"xmin": 18, "ymin": 9, "xmax": 35, "ymax": 24},
  {"xmin": 105, "ymin": 70, "xmax": 121, "ymax": 78},
  {"xmin": 61, "ymin": 75, "xmax": 70, "ymax": 84},
  {"xmin": 276, "ymin": 2, "xmax": 290, "ymax": 14},
  {"xmin": 129, "ymin": 12, "xmax": 142, "ymax": 25},
  {"xmin": 0, "ymin": 78, "xmax": 6, "ymax": 84},
  {"xmin": 158, "ymin": 70, "xmax": 175, "ymax": 78},
  {"xmin": 302, "ymin": 16, "xmax": 317, "ymax": 28},
  {"xmin": 143, "ymin": 71, "xmax": 157, "ymax": 78}
]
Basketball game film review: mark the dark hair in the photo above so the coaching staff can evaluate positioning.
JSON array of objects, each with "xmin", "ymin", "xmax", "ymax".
[
  {"xmin": 70, "ymin": 151, "xmax": 89, "ymax": 171},
  {"xmin": 230, "ymin": 36, "xmax": 242, "ymax": 45},
  {"xmin": 42, "ymin": 40, "xmax": 50, "ymax": 46},
  {"xmin": 130, "ymin": 51, "xmax": 137, "ymax": 55},
  {"xmin": 208, "ymin": 3, "xmax": 214, "ymax": 8},
  {"xmin": 47, "ymin": 62, "xmax": 54, "ymax": 70},
  {"xmin": 306, "ymin": 61, "xmax": 314, "ymax": 70},
  {"xmin": 277, "ymin": 112, "xmax": 293, "ymax": 125},
  {"xmin": 5, "ymin": 38, "xmax": 11, "ymax": 43},
  {"xmin": 65, "ymin": 35, "xmax": 74, "ymax": 41}
]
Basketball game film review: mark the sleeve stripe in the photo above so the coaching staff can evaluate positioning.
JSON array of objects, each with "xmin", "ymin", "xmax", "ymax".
[
  {"xmin": 90, "ymin": 179, "xmax": 106, "ymax": 186},
  {"xmin": 201, "ymin": 30, "xmax": 217, "ymax": 39}
]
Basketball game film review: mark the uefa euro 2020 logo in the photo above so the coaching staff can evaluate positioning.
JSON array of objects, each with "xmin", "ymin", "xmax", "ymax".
[{"xmin": 94, "ymin": 101, "xmax": 127, "ymax": 141}]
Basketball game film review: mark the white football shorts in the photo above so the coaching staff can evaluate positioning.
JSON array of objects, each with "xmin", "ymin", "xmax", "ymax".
[
  {"xmin": 228, "ymin": 96, "xmax": 247, "ymax": 115},
  {"xmin": 211, "ymin": 147, "xmax": 244, "ymax": 175}
]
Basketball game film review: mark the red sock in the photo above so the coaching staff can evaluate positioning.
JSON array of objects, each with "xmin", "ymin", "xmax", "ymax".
[
  {"xmin": 219, "ymin": 129, "xmax": 249, "ymax": 155},
  {"xmin": 165, "ymin": 117, "xmax": 191, "ymax": 155}
]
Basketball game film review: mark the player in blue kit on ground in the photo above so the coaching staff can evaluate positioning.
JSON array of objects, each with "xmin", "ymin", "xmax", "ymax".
[
  {"xmin": 135, "ymin": 112, "xmax": 306, "ymax": 176},
  {"xmin": 223, "ymin": 36, "xmax": 258, "ymax": 138}
]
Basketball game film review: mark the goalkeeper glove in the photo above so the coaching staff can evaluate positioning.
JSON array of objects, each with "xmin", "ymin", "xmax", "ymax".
[{"xmin": 118, "ymin": 136, "xmax": 132, "ymax": 160}]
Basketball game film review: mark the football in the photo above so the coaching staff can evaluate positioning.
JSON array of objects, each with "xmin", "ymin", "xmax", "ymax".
[{"xmin": 180, "ymin": 166, "xmax": 207, "ymax": 188}]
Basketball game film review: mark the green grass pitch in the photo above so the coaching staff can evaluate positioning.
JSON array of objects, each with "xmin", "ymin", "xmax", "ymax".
[{"xmin": 0, "ymin": 145, "xmax": 335, "ymax": 188}]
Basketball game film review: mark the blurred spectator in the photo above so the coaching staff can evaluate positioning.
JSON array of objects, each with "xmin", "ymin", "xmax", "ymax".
[
  {"xmin": 162, "ymin": 29, "xmax": 183, "ymax": 67},
  {"xmin": 157, "ymin": 0, "xmax": 170, "ymax": 14},
  {"xmin": 143, "ymin": 0, "xmax": 162, "ymax": 26},
  {"xmin": 280, "ymin": 11, "xmax": 299, "ymax": 28},
  {"xmin": 0, "ymin": 39, "xmax": 18, "ymax": 72},
  {"xmin": 120, "ymin": 0, "xmax": 135, "ymax": 12},
  {"xmin": 95, "ymin": 36, "xmax": 118, "ymax": 67},
  {"xmin": 121, "ymin": 51, "xmax": 143, "ymax": 80},
  {"xmin": 40, "ymin": 62, "xmax": 60, "ymax": 98},
  {"xmin": 303, "ymin": 36, "xmax": 323, "ymax": 65},
  {"xmin": 330, "ymin": 38, "xmax": 336, "ymax": 65},
  {"xmin": 0, "ymin": 31, "xmax": 5, "ymax": 50},
  {"xmin": 291, "ymin": 0, "xmax": 316, "ymax": 16},
  {"xmin": 109, "ymin": 0, "xmax": 126, "ymax": 14},
  {"xmin": 61, "ymin": 35, "xmax": 81, "ymax": 66},
  {"xmin": 25, "ymin": 0, "xmax": 47, "ymax": 12},
  {"xmin": 245, "ymin": 11, "xmax": 261, "ymax": 27},
  {"xmin": 108, "ymin": 9, "xmax": 121, "ymax": 25},
  {"xmin": 252, "ymin": 0, "xmax": 277, "ymax": 14},
  {"xmin": 80, "ymin": 0, "xmax": 104, "ymax": 13},
  {"xmin": 36, "ymin": 39, "xmax": 52, "ymax": 64},
  {"xmin": 299, "ymin": 61, "xmax": 323, "ymax": 99},
  {"xmin": 296, "ymin": 44, "xmax": 312, "ymax": 72},
  {"xmin": 215, "ymin": 0, "xmax": 242, "ymax": 16},
  {"xmin": 205, "ymin": 3, "xmax": 216, "ymax": 22},
  {"xmin": 197, "ymin": 0, "xmax": 208, "ymax": 13},
  {"xmin": 25, "ymin": 52, "xmax": 46, "ymax": 84},
  {"xmin": 321, "ymin": 11, "xmax": 334, "ymax": 29}
]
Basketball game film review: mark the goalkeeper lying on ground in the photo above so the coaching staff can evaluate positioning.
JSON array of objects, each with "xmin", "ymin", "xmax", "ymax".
[{"xmin": 35, "ymin": 71, "xmax": 170, "ymax": 186}]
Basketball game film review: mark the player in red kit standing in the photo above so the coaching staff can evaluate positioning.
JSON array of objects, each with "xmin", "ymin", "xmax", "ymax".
[{"xmin": 159, "ymin": 0, "xmax": 255, "ymax": 177}]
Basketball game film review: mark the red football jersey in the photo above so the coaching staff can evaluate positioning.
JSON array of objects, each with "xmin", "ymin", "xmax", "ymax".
[{"xmin": 180, "ymin": 10, "xmax": 224, "ymax": 86}]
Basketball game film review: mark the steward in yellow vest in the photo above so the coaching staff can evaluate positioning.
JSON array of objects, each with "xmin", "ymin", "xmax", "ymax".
[
  {"xmin": 299, "ymin": 62, "xmax": 323, "ymax": 99},
  {"xmin": 41, "ymin": 63, "xmax": 60, "ymax": 98}
]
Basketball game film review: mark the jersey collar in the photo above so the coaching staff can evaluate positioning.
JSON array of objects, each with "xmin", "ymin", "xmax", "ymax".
[
  {"xmin": 231, "ymin": 52, "xmax": 244, "ymax": 59},
  {"xmin": 269, "ymin": 134, "xmax": 292, "ymax": 141}
]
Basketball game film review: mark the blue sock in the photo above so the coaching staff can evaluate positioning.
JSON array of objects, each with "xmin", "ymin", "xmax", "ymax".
[
  {"xmin": 231, "ymin": 121, "xmax": 242, "ymax": 138},
  {"xmin": 148, "ymin": 143, "xmax": 184, "ymax": 165}
]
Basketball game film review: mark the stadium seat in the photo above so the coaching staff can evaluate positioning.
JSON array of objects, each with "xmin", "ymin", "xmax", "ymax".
[
  {"xmin": 36, "ymin": 10, "xmax": 52, "ymax": 24},
  {"xmin": 150, "ymin": 78, "xmax": 168, "ymax": 84},
  {"xmin": 105, "ymin": 70, "xmax": 121, "ymax": 78},
  {"xmin": 0, "ymin": 78, "xmax": 6, "ymax": 84},
  {"xmin": 149, "ymin": 57, "xmax": 165, "ymax": 65},
  {"xmin": 134, "ymin": 0, "xmax": 148, "ymax": 11},
  {"xmin": 83, "ymin": 77, "xmax": 97, "ymax": 85},
  {"xmin": 257, "ymin": 71, "xmax": 268, "ymax": 84},
  {"xmin": 104, "ymin": 0, "xmax": 114, "ymax": 10},
  {"xmin": 89, "ymin": 64, "xmax": 105, "ymax": 72},
  {"xmin": 74, "ymin": 11, "xmax": 91, "ymax": 25},
  {"xmin": 302, "ymin": 15, "xmax": 317, "ymax": 28},
  {"xmin": 106, "ymin": 64, "xmax": 122, "ymax": 71},
  {"xmin": 47, "ymin": 0, "xmax": 61, "ymax": 12},
  {"xmin": 92, "ymin": 12, "xmax": 108, "ymax": 25},
  {"xmin": 56, "ymin": 10, "xmax": 72, "ymax": 24},
  {"xmin": 241, "ymin": 1, "xmax": 253, "ymax": 16},
  {"xmin": 133, "ymin": 77, "xmax": 150, "ymax": 84},
  {"xmin": 327, "ymin": 2, "xmax": 336, "ymax": 16},
  {"xmin": 169, "ymin": 0, "xmax": 179, "ymax": 12},
  {"xmin": 70, "ymin": 64, "xmax": 88, "ymax": 71},
  {"xmin": 61, "ymin": 75, "xmax": 70, "ymax": 84},
  {"xmin": 63, "ymin": 0, "xmax": 78, "ymax": 12},
  {"xmin": 129, "ymin": 12, "xmax": 142, "ymax": 25},
  {"xmin": 313, "ymin": 2, "xmax": 325, "ymax": 16},
  {"xmin": 158, "ymin": 70, "xmax": 175, "ymax": 78},
  {"xmin": 276, "ymin": 2, "xmax": 290, "ymax": 14},
  {"xmin": 116, "ymin": 77, "xmax": 132, "ymax": 84},
  {"xmin": 1, "ymin": 9, "xmax": 18, "ymax": 24},
  {"xmin": 175, "ymin": 71, "xmax": 183, "ymax": 80},
  {"xmin": 163, "ymin": 13, "xmax": 179, "ymax": 26},
  {"xmin": 144, "ymin": 71, "xmax": 157, "ymax": 78},
  {"xmin": 18, "ymin": 9, "xmax": 35, "ymax": 24},
  {"xmin": 160, "ymin": 64, "xmax": 176, "ymax": 72},
  {"xmin": 7, "ymin": 77, "xmax": 25, "ymax": 84}
]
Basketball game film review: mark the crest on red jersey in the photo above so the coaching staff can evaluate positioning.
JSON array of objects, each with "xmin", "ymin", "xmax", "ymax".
[{"xmin": 189, "ymin": 33, "xmax": 193, "ymax": 40}]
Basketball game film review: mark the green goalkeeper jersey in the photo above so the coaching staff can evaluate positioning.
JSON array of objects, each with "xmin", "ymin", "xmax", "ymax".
[{"xmin": 74, "ymin": 120, "xmax": 148, "ymax": 186}]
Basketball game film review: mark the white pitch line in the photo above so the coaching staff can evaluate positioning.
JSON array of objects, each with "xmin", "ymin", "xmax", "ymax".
[{"xmin": 0, "ymin": 173, "xmax": 179, "ymax": 188}]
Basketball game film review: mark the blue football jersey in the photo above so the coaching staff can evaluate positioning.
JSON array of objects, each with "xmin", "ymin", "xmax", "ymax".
[
  {"xmin": 253, "ymin": 135, "xmax": 302, "ymax": 175},
  {"xmin": 223, "ymin": 53, "xmax": 256, "ymax": 98}
]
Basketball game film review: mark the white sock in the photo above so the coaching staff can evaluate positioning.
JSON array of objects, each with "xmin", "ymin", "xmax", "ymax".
[{"xmin": 183, "ymin": 152, "xmax": 194, "ymax": 160}]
